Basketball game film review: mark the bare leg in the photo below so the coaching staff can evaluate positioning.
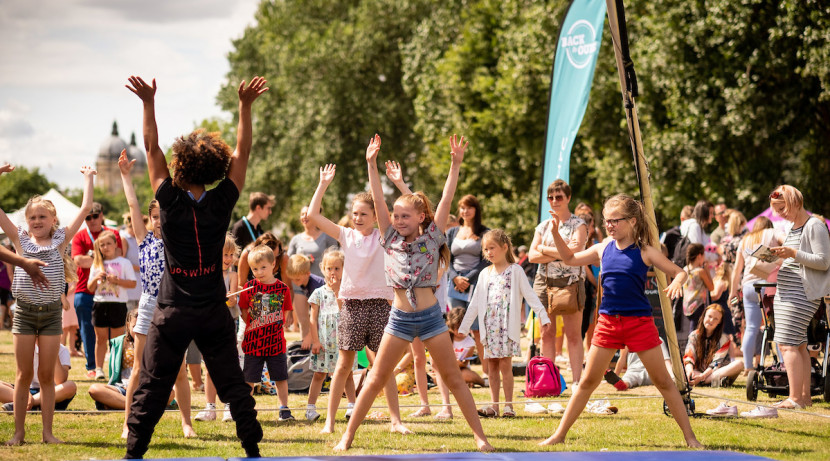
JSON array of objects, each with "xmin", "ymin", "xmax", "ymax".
[
  {"xmin": 31, "ymin": 382, "xmax": 77, "ymax": 408},
  {"xmin": 344, "ymin": 371, "xmax": 356, "ymax": 403},
  {"xmin": 472, "ymin": 329, "xmax": 488, "ymax": 376},
  {"xmin": 563, "ymin": 312, "xmax": 584, "ymax": 383},
  {"xmin": 175, "ymin": 361, "xmax": 197, "ymax": 438},
  {"xmin": 434, "ymin": 371, "xmax": 453, "ymax": 419},
  {"xmin": 88, "ymin": 384, "xmax": 127, "ymax": 409},
  {"xmin": 308, "ymin": 372, "xmax": 327, "ymax": 406},
  {"xmin": 293, "ymin": 293, "xmax": 311, "ymax": 339},
  {"xmin": 122, "ymin": 332, "xmax": 146, "ymax": 438},
  {"xmin": 7, "ymin": 334, "xmax": 36, "ymax": 445},
  {"xmin": 35, "ymin": 334, "xmax": 63, "ymax": 443},
  {"xmin": 188, "ymin": 363, "xmax": 203, "ymax": 390},
  {"xmin": 500, "ymin": 357, "xmax": 514, "ymax": 413},
  {"xmin": 204, "ymin": 371, "xmax": 216, "ymax": 405},
  {"xmin": 322, "ymin": 349, "xmax": 356, "ymax": 433},
  {"xmin": 541, "ymin": 315, "xmax": 557, "ymax": 360},
  {"xmin": 409, "ymin": 339, "xmax": 431, "ymax": 416},
  {"xmin": 487, "ymin": 358, "xmax": 501, "ymax": 415},
  {"xmin": 384, "ymin": 372, "xmax": 411, "ymax": 434}
]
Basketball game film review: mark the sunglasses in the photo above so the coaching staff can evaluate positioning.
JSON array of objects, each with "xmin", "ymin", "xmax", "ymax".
[
  {"xmin": 769, "ymin": 191, "xmax": 783, "ymax": 200},
  {"xmin": 85, "ymin": 213, "xmax": 100, "ymax": 221},
  {"xmin": 547, "ymin": 195, "xmax": 566, "ymax": 202},
  {"xmin": 604, "ymin": 217, "xmax": 629, "ymax": 227}
]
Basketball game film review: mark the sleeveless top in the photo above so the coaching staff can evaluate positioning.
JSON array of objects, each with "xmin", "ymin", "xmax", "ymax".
[
  {"xmin": 535, "ymin": 216, "xmax": 586, "ymax": 283},
  {"xmin": 12, "ymin": 226, "xmax": 66, "ymax": 305},
  {"xmin": 598, "ymin": 242, "xmax": 651, "ymax": 317}
]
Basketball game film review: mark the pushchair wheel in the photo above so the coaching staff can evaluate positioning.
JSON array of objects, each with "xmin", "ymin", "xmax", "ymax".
[{"xmin": 746, "ymin": 369, "xmax": 759, "ymax": 401}]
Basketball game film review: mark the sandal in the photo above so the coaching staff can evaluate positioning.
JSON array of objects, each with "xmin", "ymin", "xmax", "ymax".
[
  {"xmin": 773, "ymin": 398, "xmax": 802, "ymax": 410},
  {"xmin": 477, "ymin": 406, "xmax": 497, "ymax": 418},
  {"xmin": 502, "ymin": 406, "xmax": 515, "ymax": 418},
  {"xmin": 409, "ymin": 408, "xmax": 431, "ymax": 418},
  {"xmin": 367, "ymin": 410, "xmax": 388, "ymax": 420},
  {"xmin": 434, "ymin": 410, "xmax": 453, "ymax": 420}
]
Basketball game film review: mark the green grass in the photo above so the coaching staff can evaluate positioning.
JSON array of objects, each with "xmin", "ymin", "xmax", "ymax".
[{"xmin": 0, "ymin": 328, "xmax": 828, "ymax": 460}]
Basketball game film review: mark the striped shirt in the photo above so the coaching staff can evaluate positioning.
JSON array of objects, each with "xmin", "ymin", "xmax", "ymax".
[
  {"xmin": 12, "ymin": 226, "xmax": 65, "ymax": 305},
  {"xmin": 773, "ymin": 224, "xmax": 821, "ymax": 346}
]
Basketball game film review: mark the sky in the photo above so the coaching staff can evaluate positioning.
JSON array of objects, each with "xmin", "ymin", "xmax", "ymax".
[{"xmin": 0, "ymin": 0, "xmax": 260, "ymax": 190}]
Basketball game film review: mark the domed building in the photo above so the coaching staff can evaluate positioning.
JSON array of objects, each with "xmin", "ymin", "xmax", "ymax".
[{"xmin": 96, "ymin": 121, "xmax": 147, "ymax": 195}]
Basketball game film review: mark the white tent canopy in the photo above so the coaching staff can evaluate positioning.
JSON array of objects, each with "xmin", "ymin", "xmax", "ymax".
[{"xmin": 6, "ymin": 188, "xmax": 81, "ymax": 230}]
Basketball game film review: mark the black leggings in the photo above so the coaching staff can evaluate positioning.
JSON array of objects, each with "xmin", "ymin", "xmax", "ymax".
[{"xmin": 125, "ymin": 301, "xmax": 261, "ymax": 458}]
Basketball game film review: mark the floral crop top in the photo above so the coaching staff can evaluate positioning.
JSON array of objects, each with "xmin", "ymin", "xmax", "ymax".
[{"xmin": 380, "ymin": 221, "xmax": 446, "ymax": 309}]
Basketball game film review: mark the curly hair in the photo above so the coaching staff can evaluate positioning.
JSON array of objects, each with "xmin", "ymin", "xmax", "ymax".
[{"xmin": 170, "ymin": 129, "xmax": 232, "ymax": 188}]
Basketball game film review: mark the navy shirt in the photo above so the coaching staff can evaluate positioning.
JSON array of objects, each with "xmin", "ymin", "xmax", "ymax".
[{"xmin": 599, "ymin": 242, "xmax": 652, "ymax": 317}]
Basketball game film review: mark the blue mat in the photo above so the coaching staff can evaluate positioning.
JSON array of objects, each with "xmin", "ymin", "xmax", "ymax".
[{"xmin": 228, "ymin": 451, "xmax": 771, "ymax": 461}]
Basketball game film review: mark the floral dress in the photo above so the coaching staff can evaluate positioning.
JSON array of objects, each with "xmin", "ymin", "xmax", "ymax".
[
  {"xmin": 308, "ymin": 285, "xmax": 352, "ymax": 373},
  {"xmin": 483, "ymin": 265, "xmax": 521, "ymax": 359}
]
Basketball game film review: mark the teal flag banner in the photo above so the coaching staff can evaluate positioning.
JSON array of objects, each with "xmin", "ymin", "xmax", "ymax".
[{"xmin": 539, "ymin": 0, "xmax": 606, "ymax": 221}]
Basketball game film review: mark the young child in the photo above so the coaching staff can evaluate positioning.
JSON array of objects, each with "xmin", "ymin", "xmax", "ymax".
[
  {"xmin": 305, "ymin": 249, "xmax": 356, "ymax": 422},
  {"xmin": 285, "ymin": 253, "xmax": 325, "ymax": 348},
  {"xmin": 334, "ymin": 134, "xmax": 493, "ymax": 452},
  {"xmin": 684, "ymin": 304, "xmax": 743, "ymax": 387},
  {"xmin": 306, "ymin": 160, "xmax": 411, "ymax": 436},
  {"xmin": 459, "ymin": 229, "xmax": 550, "ymax": 418},
  {"xmin": 89, "ymin": 309, "xmax": 138, "ymax": 410},
  {"xmin": 87, "ymin": 230, "xmax": 138, "ymax": 380},
  {"xmin": 124, "ymin": 75, "xmax": 267, "ymax": 459},
  {"xmin": 238, "ymin": 245, "xmax": 295, "ymax": 421},
  {"xmin": 0, "ymin": 163, "xmax": 95, "ymax": 445},
  {"xmin": 539, "ymin": 193, "xmax": 701, "ymax": 448},
  {"xmin": 118, "ymin": 150, "xmax": 195, "ymax": 439},
  {"xmin": 196, "ymin": 234, "xmax": 240, "ymax": 423},
  {"xmin": 447, "ymin": 308, "xmax": 485, "ymax": 391},
  {"xmin": 1, "ymin": 342, "xmax": 78, "ymax": 413},
  {"xmin": 682, "ymin": 243, "xmax": 714, "ymax": 330}
]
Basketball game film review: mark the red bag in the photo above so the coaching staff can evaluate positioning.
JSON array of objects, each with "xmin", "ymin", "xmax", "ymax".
[{"xmin": 525, "ymin": 355, "xmax": 563, "ymax": 398}]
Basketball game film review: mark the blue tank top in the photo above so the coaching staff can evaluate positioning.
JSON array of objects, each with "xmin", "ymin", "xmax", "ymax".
[{"xmin": 599, "ymin": 242, "xmax": 652, "ymax": 317}]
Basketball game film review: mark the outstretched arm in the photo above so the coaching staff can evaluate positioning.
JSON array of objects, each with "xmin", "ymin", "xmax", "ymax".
[
  {"xmin": 643, "ymin": 244, "xmax": 687, "ymax": 299},
  {"xmin": 126, "ymin": 76, "xmax": 169, "ymax": 193},
  {"xmin": 118, "ymin": 150, "xmax": 148, "ymax": 242},
  {"xmin": 366, "ymin": 134, "xmax": 391, "ymax": 234},
  {"xmin": 433, "ymin": 134, "xmax": 466, "ymax": 232},
  {"xmin": 64, "ymin": 166, "xmax": 96, "ymax": 243},
  {"xmin": 306, "ymin": 164, "xmax": 343, "ymax": 240},
  {"xmin": 385, "ymin": 161, "xmax": 412, "ymax": 195},
  {"xmin": 547, "ymin": 211, "xmax": 603, "ymax": 267},
  {"xmin": 227, "ymin": 77, "xmax": 269, "ymax": 192},
  {"xmin": 0, "ymin": 165, "xmax": 22, "ymax": 252}
]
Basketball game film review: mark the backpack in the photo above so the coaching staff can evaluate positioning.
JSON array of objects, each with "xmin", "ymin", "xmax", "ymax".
[
  {"xmin": 671, "ymin": 235, "xmax": 691, "ymax": 267},
  {"xmin": 662, "ymin": 225, "xmax": 683, "ymax": 262},
  {"xmin": 285, "ymin": 341, "xmax": 314, "ymax": 392},
  {"xmin": 525, "ymin": 355, "xmax": 563, "ymax": 398}
]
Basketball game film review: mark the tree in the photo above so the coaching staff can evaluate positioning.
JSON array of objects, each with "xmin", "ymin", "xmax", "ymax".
[{"xmin": 0, "ymin": 166, "xmax": 57, "ymax": 213}]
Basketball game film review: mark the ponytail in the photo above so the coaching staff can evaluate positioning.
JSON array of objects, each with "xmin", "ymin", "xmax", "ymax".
[{"xmin": 603, "ymin": 194, "xmax": 652, "ymax": 248}]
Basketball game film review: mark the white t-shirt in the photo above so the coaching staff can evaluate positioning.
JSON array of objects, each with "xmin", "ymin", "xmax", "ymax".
[
  {"xmin": 453, "ymin": 334, "xmax": 476, "ymax": 360},
  {"xmin": 90, "ymin": 257, "xmax": 137, "ymax": 304},
  {"xmin": 32, "ymin": 344, "xmax": 71, "ymax": 389}
]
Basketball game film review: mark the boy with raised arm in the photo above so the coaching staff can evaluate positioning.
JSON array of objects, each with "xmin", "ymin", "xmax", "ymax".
[{"xmin": 124, "ymin": 75, "xmax": 268, "ymax": 459}]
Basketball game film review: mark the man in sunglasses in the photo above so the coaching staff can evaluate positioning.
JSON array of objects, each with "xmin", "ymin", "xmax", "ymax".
[{"xmin": 70, "ymin": 202, "xmax": 123, "ymax": 378}]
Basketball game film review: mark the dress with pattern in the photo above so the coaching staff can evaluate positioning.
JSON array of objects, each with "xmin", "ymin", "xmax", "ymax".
[
  {"xmin": 483, "ymin": 265, "xmax": 521, "ymax": 359},
  {"xmin": 308, "ymin": 285, "xmax": 352, "ymax": 373}
]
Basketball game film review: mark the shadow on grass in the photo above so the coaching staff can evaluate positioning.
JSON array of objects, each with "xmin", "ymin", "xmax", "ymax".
[{"xmin": 724, "ymin": 418, "xmax": 830, "ymax": 439}]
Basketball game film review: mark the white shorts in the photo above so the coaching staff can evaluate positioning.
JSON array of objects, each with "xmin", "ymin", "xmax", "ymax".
[{"xmin": 134, "ymin": 292, "xmax": 158, "ymax": 336}]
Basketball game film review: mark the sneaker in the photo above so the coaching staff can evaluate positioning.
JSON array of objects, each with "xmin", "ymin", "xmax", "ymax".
[
  {"xmin": 305, "ymin": 407, "xmax": 321, "ymax": 422},
  {"xmin": 2, "ymin": 402, "xmax": 13, "ymax": 412},
  {"xmin": 195, "ymin": 404, "xmax": 217, "ymax": 422},
  {"xmin": 524, "ymin": 402, "xmax": 547, "ymax": 414},
  {"xmin": 604, "ymin": 370, "xmax": 629, "ymax": 391},
  {"xmin": 706, "ymin": 402, "xmax": 738, "ymax": 417},
  {"xmin": 86, "ymin": 369, "xmax": 96, "ymax": 379},
  {"xmin": 94, "ymin": 368, "xmax": 106, "ymax": 380},
  {"xmin": 740, "ymin": 406, "xmax": 778, "ymax": 419},
  {"xmin": 547, "ymin": 402, "xmax": 565, "ymax": 414},
  {"xmin": 278, "ymin": 407, "xmax": 295, "ymax": 421},
  {"xmin": 222, "ymin": 404, "xmax": 234, "ymax": 422},
  {"xmin": 345, "ymin": 402, "xmax": 355, "ymax": 420}
]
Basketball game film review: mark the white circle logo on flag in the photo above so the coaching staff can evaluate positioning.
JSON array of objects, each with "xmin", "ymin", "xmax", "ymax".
[{"xmin": 561, "ymin": 19, "xmax": 599, "ymax": 70}]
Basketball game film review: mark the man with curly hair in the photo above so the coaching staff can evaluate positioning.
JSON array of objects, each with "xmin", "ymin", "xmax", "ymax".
[{"xmin": 124, "ymin": 75, "xmax": 268, "ymax": 459}]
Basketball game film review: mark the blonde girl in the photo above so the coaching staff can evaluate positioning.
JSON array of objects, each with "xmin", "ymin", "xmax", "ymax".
[
  {"xmin": 305, "ymin": 249, "xmax": 356, "ymax": 422},
  {"xmin": 539, "ymin": 193, "xmax": 701, "ymax": 448},
  {"xmin": 459, "ymin": 229, "xmax": 550, "ymax": 418},
  {"xmin": 0, "ymin": 163, "xmax": 95, "ymax": 445},
  {"xmin": 334, "ymin": 134, "xmax": 493, "ymax": 452}
]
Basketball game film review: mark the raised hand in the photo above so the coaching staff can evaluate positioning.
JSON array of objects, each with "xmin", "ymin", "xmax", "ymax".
[
  {"xmin": 319, "ymin": 163, "xmax": 336, "ymax": 185},
  {"xmin": 117, "ymin": 149, "xmax": 136, "ymax": 175},
  {"xmin": 0, "ymin": 164, "xmax": 14, "ymax": 175},
  {"xmin": 126, "ymin": 76, "xmax": 157, "ymax": 103},
  {"xmin": 449, "ymin": 134, "xmax": 468, "ymax": 164},
  {"xmin": 365, "ymin": 134, "xmax": 381, "ymax": 163},
  {"xmin": 238, "ymin": 76, "xmax": 269, "ymax": 105},
  {"xmin": 80, "ymin": 165, "xmax": 97, "ymax": 177},
  {"xmin": 385, "ymin": 160, "xmax": 403, "ymax": 183},
  {"xmin": 548, "ymin": 210, "xmax": 562, "ymax": 232}
]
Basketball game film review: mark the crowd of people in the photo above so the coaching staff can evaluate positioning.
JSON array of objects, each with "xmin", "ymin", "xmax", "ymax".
[{"xmin": 0, "ymin": 73, "xmax": 828, "ymax": 458}]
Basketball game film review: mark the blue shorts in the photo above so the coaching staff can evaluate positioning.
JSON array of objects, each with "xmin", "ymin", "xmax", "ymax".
[{"xmin": 385, "ymin": 302, "xmax": 448, "ymax": 342}]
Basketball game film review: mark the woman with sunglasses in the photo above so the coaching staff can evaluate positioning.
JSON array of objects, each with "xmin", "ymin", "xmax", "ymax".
[
  {"xmin": 766, "ymin": 186, "xmax": 830, "ymax": 409},
  {"xmin": 528, "ymin": 179, "xmax": 588, "ymax": 386}
]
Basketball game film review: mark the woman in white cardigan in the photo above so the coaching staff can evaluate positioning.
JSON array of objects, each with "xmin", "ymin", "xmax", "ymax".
[
  {"xmin": 768, "ymin": 185, "xmax": 830, "ymax": 409},
  {"xmin": 459, "ymin": 229, "xmax": 551, "ymax": 417}
]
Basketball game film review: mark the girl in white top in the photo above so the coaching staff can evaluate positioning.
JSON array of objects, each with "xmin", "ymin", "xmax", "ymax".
[
  {"xmin": 307, "ymin": 156, "xmax": 411, "ymax": 435},
  {"xmin": 0, "ymin": 163, "xmax": 95, "ymax": 445},
  {"xmin": 460, "ymin": 229, "xmax": 550, "ymax": 417}
]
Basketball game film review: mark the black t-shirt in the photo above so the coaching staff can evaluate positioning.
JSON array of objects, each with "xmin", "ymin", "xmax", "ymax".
[
  {"xmin": 231, "ymin": 217, "xmax": 264, "ymax": 251},
  {"xmin": 156, "ymin": 177, "xmax": 239, "ymax": 308}
]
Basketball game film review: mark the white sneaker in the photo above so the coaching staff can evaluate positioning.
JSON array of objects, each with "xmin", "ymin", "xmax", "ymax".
[
  {"xmin": 195, "ymin": 404, "xmax": 217, "ymax": 421},
  {"xmin": 706, "ymin": 402, "xmax": 738, "ymax": 417},
  {"xmin": 740, "ymin": 406, "xmax": 778, "ymax": 419},
  {"xmin": 305, "ymin": 407, "xmax": 321, "ymax": 422},
  {"xmin": 547, "ymin": 402, "xmax": 566, "ymax": 414},
  {"xmin": 524, "ymin": 402, "xmax": 547, "ymax": 414},
  {"xmin": 94, "ymin": 368, "xmax": 106, "ymax": 380},
  {"xmin": 222, "ymin": 404, "xmax": 234, "ymax": 422},
  {"xmin": 344, "ymin": 402, "xmax": 355, "ymax": 420}
]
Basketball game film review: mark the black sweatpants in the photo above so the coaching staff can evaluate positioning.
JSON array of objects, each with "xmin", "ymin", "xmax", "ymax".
[{"xmin": 125, "ymin": 301, "xmax": 261, "ymax": 458}]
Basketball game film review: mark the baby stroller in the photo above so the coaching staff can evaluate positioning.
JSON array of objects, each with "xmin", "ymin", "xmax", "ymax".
[{"xmin": 745, "ymin": 282, "xmax": 830, "ymax": 402}]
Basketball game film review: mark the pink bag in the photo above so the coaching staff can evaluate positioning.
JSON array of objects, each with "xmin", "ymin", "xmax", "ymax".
[{"xmin": 525, "ymin": 355, "xmax": 563, "ymax": 398}]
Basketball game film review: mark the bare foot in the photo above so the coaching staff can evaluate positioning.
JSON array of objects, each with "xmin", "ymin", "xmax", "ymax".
[
  {"xmin": 42, "ymin": 433, "xmax": 64, "ymax": 444},
  {"xmin": 476, "ymin": 439, "xmax": 494, "ymax": 452},
  {"xmin": 333, "ymin": 435, "xmax": 352, "ymax": 452},
  {"xmin": 121, "ymin": 426, "xmax": 129, "ymax": 439},
  {"xmin": 434, "ymin": 409, "xmax": 453, "ymax": 420},
  {"xmin": 320, "ymin": 419, "xmax": 335, "ymax": 434},
  {"xmin": 182, "ymin": 425, "xmax": 197, "ymax": 438},
  {"xmin": 5, "ymin": 432, "xmax": 25, "ymax": 446},
  {"xmin": 389, "ymin": 422, "xmax": 412, "ymax": 435},
  {"xmin": 686, "ymin": 438, "xmax": 704, "ymax": 449},
  {"xmin": 538, "ymin": 434, "xmax": 564, "ymax": 446}
]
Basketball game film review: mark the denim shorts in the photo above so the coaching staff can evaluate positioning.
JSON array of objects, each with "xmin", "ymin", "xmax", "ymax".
[
  {"xmin": 384, "ymin": 302, "xmax": 448, "ymax": 342},
  {"xmin": 12, "ymin": 300, "xmax": 63, "ymax": 336},
  {"xmin": 134, "ymin": 292, "xmax": 157, "ymax": 336}
]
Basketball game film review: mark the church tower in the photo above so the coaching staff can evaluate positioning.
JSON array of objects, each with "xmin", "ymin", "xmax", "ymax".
[{"xmin": 96, "ymin": 121, "xmax": 147, "ymax": 195}]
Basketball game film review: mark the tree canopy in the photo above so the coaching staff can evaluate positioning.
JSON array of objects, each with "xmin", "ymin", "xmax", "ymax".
[{"xmin": 219, "ymin": 0, "xmax": 830, "ymax": 244}]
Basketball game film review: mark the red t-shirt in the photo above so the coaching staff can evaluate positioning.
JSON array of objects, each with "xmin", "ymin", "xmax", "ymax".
[
  {"xmin": 71, "ymin": 226, "xmax": 123, "ymax": 295},
  {"xmin": 238, "ymin": 278, "xmax": 293, "ymax": 356}
]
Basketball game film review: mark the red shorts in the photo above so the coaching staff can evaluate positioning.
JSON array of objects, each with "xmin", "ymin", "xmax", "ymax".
[{"xmin": 591, "ymin": 313, "xmax": 662, "ymax": 353}]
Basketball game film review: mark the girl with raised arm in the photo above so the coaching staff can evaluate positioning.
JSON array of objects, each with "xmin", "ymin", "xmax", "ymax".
[
  {"xmin": 0, "ymin": 163, "xmax": 95, "ymax": 445},
  {"xmin": 334, "ymin": 134, "xmax": 493, "ymax": 452},
  {"xmin": 539, "ymin": 194, "xmax": 701, "ymax": 448},
  {"xmin": 124, "ymin": 75, "xmax": 267, "ymax": 459}
]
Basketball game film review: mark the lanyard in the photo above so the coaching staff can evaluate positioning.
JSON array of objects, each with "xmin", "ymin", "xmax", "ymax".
[
  {"xmin": 242, "ymin": 217, "xmax": 258, "ymax": 242},
  {"xmin": 86, "ymin": 228, "xmax": 96, "ymax": 244}
]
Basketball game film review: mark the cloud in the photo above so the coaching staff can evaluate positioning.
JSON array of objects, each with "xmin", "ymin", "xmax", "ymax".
[
  {"xmin": 0, "ymin": 110, "xmax": 34, "ymax": 138},
  {"xmin": 80, "ymin": 0, "xmax": 241, "ymax": 23}
]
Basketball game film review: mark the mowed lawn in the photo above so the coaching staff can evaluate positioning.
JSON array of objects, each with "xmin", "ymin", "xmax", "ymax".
[{"xmin": 0, "ymin": 328, "xmax": 828, "ymax": 461}]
